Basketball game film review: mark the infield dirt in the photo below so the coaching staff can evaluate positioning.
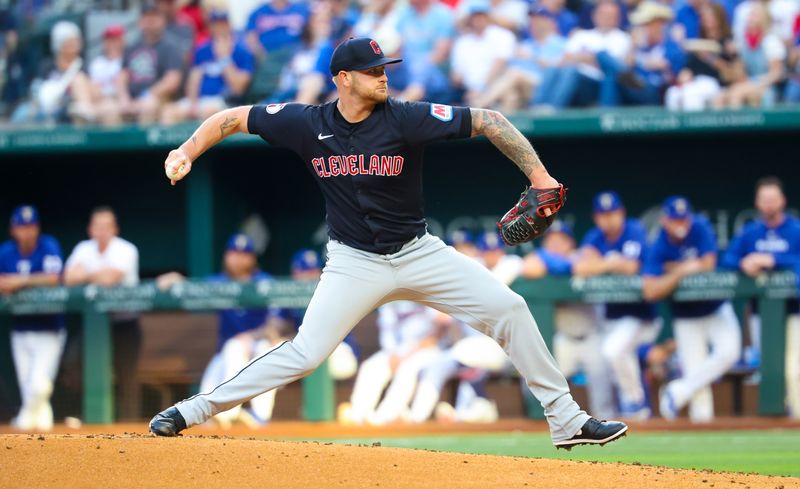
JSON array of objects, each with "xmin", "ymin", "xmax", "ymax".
[{"xmin": 1, "ymin": 433, "xmax": 797, "ymax": 489}]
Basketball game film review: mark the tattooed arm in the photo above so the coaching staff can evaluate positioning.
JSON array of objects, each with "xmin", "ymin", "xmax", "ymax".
[
  {"xmin": 163, "ymin": 106, "xmax": 252, "ymax": 185},
  {"xmin": 470, "ymin": 108, "xmax": 558, "ymax": 188}
]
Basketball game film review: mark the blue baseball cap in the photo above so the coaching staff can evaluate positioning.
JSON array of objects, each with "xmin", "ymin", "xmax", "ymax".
[
  {"xmin": 446, "ymin": 229, "xmax": 474, "ymax": 247},
  {"xmin": 547, "ymin": 220, "xmax": 574, "ymax": 239},
  {"xmin": 225, "ymin": 233, "xmax": 255, "ymax": 253},
  {"xmin": 663, "ymin": 196, "xmax": 693, "ymax": 219},
  {"xmin": 291, "ymin": 249, "xmax": 321, "ymax": 272},
  {"xmin": 10, "ymin": 205, "xmax": 39, "ymax": 226},
  {"xmin": 208, "ymin": 9, "xmax": 228, "ymax": 22},
  {"xmin": 593, "ymin": 191, "xmax": 624, "ymax": 213},
  {"xmin": 529, "ymin": 5, "xmax": 556, "ymax": 19},
  {"xmin": 477, "ymin": 231, "xmax": 504, "ymax": 251},
  {"xmin": 329, "ymin": 37, "xmax": 403, "ymax": 75}
]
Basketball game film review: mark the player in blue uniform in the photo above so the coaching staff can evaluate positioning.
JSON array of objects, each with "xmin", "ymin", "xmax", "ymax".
[
  {"xmin": 642, "ymin": 197, "xmax": 741, "ymax": 422},
  {"xmin": 574, "ymin": 191, "xmax": 660, "ymax": 419},
  {"xmin": 154, "ymin": 37, "xmax": 627, "ymax": 448},
  {"xmin": 0, "ymin": 205, "xmax": 65, "ymax": 431},
  {"xmin": 523, "ymin": 221, "xmax": 616, "ymax": 419},
  {"xmin": 721, "ymin": 177, "xmax": 800, "ymax": 418}
]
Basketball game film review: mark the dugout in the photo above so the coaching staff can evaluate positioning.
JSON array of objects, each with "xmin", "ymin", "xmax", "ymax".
[{"xmin": 0, "ymin": 106, "xmax": 798, "ymax": 422}]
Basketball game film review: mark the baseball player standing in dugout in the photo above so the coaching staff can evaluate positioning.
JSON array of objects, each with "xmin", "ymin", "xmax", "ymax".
[{"xmin": 151, "ymin": 37, "xmax": 627, "ymax": 449}]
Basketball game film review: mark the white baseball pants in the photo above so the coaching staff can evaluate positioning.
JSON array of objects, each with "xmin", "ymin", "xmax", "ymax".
[
  {"xmin": 11, "ymin": 328, "xmax": 66, "ymax": 430},
  {"xmin": 348, "ymin": 346, "xmax": 440, "ymax": 425},
  {"xmin": 175, "ymin": 234, "xmax": 589, "ymax": 442},
  {"xmin": 668, "ymin": 302, "xmax": 741, "ymax": 422},
  {"xmin": 602, "ymin": 316, "xmax": 660, "ymax": 409}
]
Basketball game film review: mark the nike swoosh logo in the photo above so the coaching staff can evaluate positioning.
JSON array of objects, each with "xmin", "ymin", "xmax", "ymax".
[{"xmin": 318, "ymin": 133, "xmax": 334, "ymax": 140}]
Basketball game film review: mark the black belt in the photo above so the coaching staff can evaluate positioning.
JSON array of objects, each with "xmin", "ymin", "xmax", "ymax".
[{"xmin": 383, "ymin": 228, "xmax": 427, "ymax": 255}]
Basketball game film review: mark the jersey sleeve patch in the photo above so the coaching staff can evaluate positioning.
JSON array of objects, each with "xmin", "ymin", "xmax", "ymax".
[
  {"xmin": 266, "ymin": 103, "xmax": 287, "ymax": 115},
  {"xmin": 430, "ymin": 104, "xmax": 453, "ymax": 122}
]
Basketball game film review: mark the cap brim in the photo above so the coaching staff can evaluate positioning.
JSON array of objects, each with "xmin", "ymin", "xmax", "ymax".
[{"xmin": 349, "ymin": 57, "xmax": 403, "ymax": 72}]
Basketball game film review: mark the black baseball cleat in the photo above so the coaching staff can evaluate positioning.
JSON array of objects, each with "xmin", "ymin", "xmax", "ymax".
[
  {"xmin": 149, "ymin": 407, "xmax": 187, "ymax": 437},
  {"xmin": 553, "ymin": 418, "xmax": 628, "ymax": 450}
]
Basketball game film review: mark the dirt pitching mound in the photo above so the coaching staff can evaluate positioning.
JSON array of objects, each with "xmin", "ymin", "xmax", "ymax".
[{"xmin": 0, "ymin": 434, "xmax": 795, "ymax": 489}]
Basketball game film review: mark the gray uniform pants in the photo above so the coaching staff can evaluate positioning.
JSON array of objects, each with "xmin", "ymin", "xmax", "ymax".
[{"xmin": 176, "ymin": 234, "xmax": 589, "ymax": 442}]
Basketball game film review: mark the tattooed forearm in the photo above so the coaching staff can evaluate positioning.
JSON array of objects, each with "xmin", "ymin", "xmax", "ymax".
[
  {"xmin": 470, "ymin": 108, "xmax": 544, "ymax": 178},
  {"xmin": 179, "ymin": 106, "xmax": 250, "ymax": 163},
  {"xmin": 219, "ymin": 116, "xmax": 239, "ymax": 138}
]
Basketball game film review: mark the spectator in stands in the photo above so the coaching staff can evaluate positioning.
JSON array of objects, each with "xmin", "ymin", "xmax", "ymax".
[
  {"xmin": 396, "ymin": 0, "xmax": 456, "ymax": 100},
  {"xmin": 534, "ymin": 0, "xmax": 632, "ymax": 108},
  {"xmin": 111, "ymin": 1, "xmax": 184, "ymax": 125},
  {"xmin": 455, "ymin": 0, "xmax": 530, "ymax": 33},
  {"xmin": 0, "ymin": 5, "xmax": 24, "ymax": 116},
  {"xmin": 156, "ymin": 0, "xmax": 196, "ymax": 63},
  {"xmin": 353, "ymin": 0, "xmax": 402, "ymax": 39},
  {"xmin": 573, "ymin": 191, "xmax": 659, "ymax": 419},
  {"xmin": 674, "ymin": 0, "xmax": 710, "ymax": 40},
  {"xmin": 522, "ymin": 221, "xmax": 616, "ymax": 419},
  {"xmin": 177, "ymin": 0, "xmax": 210, "ymax": 47},
  {"xmin": 722, "ymin": 177, "xmax": 800, "ymax": 419},
  {"xmin": 288, "ymin": 2, "xmax": 352, "ymax": 104},
  {"xmin": 479, "ymin": 6, "xmax": 567, "ymax": 111},
  {"xmin": 277, "ymin": 3, "xmax": 346, "ymax": 103},
  {"xmin": 0, "ymin": 5, "xmax": 17, "ymax": 111},
  {"xmin": 11, "ymin": 20, "xmax": 95, "ymax": 124},
  {"xmin": 642, "ymin": 197, "xmax": 741, "ymax": 423},
  {"xmin": 716, "ymin": 2, "xmax": 785, "ymax": 107},
  {"xmin": 733, "ymin": 0, "xmax": 798, "ymax": 44},
  {"xmin": 157, "ymin": 233, "xmax": 286, "ymax": 428},
  {"xmin": 488, "ymin": 0, "xmax": 531, "ymax": 33},
  {"xmin": 63, "ymin": 206, "xmax": 141, "ymax": 421},
  {"xmin": 666, "ymin": 3, "xmax": 745, "ymax": 111},
  {"xmin": 450, "ymin": 1, "xmax": 517, "ymax": 106},
  {"xmin": 595, "ymin": 2, "xmax": 685, "ymax": 106},
  {"xmin": 88, "ymin": 24, "xmax": 126, "ymax": 126},
  {"xmin": 782, "ymin": 17, "xmax": 800, "ymax": 103},
  {"xmin": 539, "ymin": 0, "xmax": 580, "ymax": 36},
  {"xmin": 245, "ymin": 0, "xmax": 310, "ymax": 60},
  {"xmin": 160, "ymin": 9, "xmax": 254, "ymax": 124},
  {"xmin": 0, "ymin": 205, "xmax": 65, "ymax": 431}
]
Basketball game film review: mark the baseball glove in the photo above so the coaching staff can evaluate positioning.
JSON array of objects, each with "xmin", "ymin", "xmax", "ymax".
[{"xmin": 497, "ymin": 184, "xmax": 567, "ymax": 246}]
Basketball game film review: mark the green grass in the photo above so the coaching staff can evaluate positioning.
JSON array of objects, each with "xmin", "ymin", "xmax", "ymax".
[{"xmin": 292, "ymin": 430, "xmax": 800, "ymax": 477}]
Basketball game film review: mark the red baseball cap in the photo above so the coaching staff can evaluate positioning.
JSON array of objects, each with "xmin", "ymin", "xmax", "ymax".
[{"xmin": 103, "ymin": 24, "xmax": 125, "ymax": 38}]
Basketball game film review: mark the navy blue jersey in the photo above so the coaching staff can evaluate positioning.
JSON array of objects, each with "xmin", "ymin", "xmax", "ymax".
[
  {"xmin": 643, "ymin": 216, "xmax": 724, "ymax": 318},
  {"xmin": 0, "ymin": 234, "xmax": 65, "ymax": 331},
  {"xmin": 247, "ymin": 98, "xmax": 472, "ymax": 254},
  {"xmin": 208, "ymin": 271, "xmax": 272, "ymax": 351},
  {"xmin": 582, "ymin": 218, "xmax": 656, "ymax": 320},
  {"xmin": 721, "ymin": 215, "xmax": 800, "ymax": 314}
]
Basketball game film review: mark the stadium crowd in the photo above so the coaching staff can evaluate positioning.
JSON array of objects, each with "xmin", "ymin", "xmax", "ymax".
[
  {"xmin": 1, "ymin": 0, "xmax": 799, "ymax": 126},
  {"xmin": 2, "ymin": 176, "xmax": 799, "ymax": 430}
]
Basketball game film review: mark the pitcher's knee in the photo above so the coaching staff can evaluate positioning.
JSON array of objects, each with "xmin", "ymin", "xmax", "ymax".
[
  {"xmin": 292, "ymin": 346, "xmax": 328, "ymax": 377},
  {"xmin": 491, "ymin": 292, "xmax": 529, "ymax": 319}
]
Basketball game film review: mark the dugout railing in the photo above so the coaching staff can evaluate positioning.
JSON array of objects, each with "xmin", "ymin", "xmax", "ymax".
[{"xmin": 0, "ymin": 271, "xmax": 796, "ymax": 424}]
